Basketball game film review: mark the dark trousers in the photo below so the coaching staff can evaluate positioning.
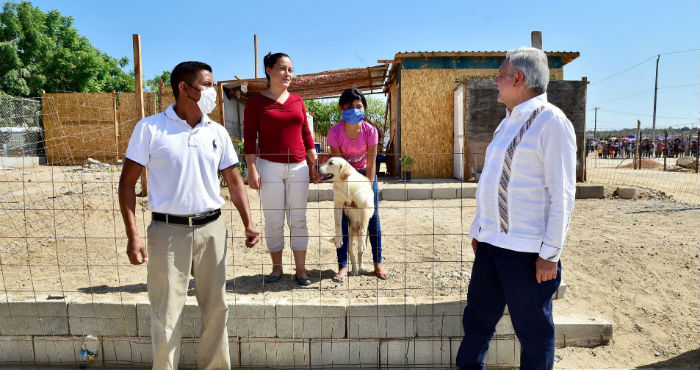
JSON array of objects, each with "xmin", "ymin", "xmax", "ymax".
[
  {"xmin": 456, "ymin": 242, "xmax": 561, "ymax": 370},
  {"xmin": 337, "ymin": 172, "xmax": 382, "ymax": 267}
]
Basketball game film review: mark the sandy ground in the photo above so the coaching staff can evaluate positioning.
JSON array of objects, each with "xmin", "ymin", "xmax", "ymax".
[{"xmin": 0, "ymin": 162, "xmax": 698, "ymax": 368}]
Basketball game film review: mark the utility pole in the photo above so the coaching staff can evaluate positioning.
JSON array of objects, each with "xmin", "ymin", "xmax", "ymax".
[
  {"xmin": 594, "ymin": 107, "xmax": 598, "ymax": 140},
  {"xmin": 651, "ymin": 55, "xmax": 660, "ymax": 148}
]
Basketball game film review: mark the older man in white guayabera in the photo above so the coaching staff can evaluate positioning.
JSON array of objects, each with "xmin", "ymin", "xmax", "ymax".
[{"xmin": 456, "ymin": 47, "xmax": 576, "ymax": 370}]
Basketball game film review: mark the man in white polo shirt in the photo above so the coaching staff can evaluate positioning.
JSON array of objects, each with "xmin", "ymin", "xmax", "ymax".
[
  {"xmin": 456, "ymin": 47, "xmax": 576, "ymax": 370},
  {"xmin": 118, "ymin": 61, "xmax": 260, "ymax": 370}
]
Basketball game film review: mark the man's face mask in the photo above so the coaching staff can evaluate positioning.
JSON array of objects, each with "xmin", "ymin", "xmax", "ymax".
[{"xmin": 186, "ymin": 83, "xmax": 217, "ymax": 115}]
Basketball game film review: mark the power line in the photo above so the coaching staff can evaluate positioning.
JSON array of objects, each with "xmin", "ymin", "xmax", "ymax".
[
  {"xmin": 589, "ymin": 83, "xmax": 700, "ymax": 107},
  {"xmin": 589, "ymin": 48, "xmax": 700, "ymax": 86}
]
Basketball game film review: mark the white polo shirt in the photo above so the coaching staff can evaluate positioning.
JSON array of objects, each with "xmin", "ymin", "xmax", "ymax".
[
  {"xmin": 125, "ymin": 105, "xmax": 238, "ymax": 215},
  {"xmin": 469, "ymin": 94, "xmax": 576, "ymax": 262}
]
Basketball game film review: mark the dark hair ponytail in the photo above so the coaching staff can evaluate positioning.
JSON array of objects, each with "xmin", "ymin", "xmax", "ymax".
[{"xmin": 263, "ymin": 52, "xmax": 291, "ymax": 81}]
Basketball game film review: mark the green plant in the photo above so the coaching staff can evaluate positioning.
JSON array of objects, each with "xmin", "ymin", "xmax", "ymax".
[{"xmin": 399, "ymin": 155, "xmax": 415, "ymax": 169}]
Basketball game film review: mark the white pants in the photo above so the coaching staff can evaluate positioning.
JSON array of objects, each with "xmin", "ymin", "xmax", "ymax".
[{"xmin": 257, "ymin": 158, "xmax": 310, "ymax": 252}]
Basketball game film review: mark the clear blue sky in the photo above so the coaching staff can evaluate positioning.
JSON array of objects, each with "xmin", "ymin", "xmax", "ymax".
[{"xmin": 22, "ymin": 0, "xmax": 700, "ymax": 132}]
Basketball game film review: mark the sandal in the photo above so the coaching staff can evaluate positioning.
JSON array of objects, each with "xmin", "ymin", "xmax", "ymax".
[
  {"xmin": 374, "ymin": 270, "xmax": 392, "ymax": 280},
  {"xmin": 332, "ymin": 272, "xmax": 348, "ymax": 283}
]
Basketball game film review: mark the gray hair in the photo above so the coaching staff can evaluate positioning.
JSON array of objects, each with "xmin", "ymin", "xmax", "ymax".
[{"xmin": 505, "ymin": 47, "xmax": 550, "ymax": 94}]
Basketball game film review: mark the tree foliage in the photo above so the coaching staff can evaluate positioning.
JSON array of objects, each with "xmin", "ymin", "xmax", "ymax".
[
  {"xmin": 0, "ymin": 1, "xmax": 134, "ymax": 97},
  {"xmin": 146, "ymin": 70, "xmax": 171, "ymax": 93}
]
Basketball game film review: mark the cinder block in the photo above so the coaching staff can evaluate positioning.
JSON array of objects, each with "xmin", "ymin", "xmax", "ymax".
[
  {"xmin": 307, "ymin": 188, "xmax": 334, "ymax": 202},
  {"xmin": 432, "ymin": 187, "xmax": 457, "ymax": 199},
  {"xmin": 276, "ymin": 298, "xmax": 345, "ymax": 339},
  {"xmin": 228, "ymin": 297, "xmax": 276, "ymax": 338},
  {"xmin": 68, "ymin": 297, "xmax": 137, "ymax": 337},
  {"xmin": 0, "ymin": 336, "xmax": 34, "ymax": 364},
  {"xmin": 494, "ymin": 314, "xmax": 514, "ymax": 335},
  {"xmin": 239, "ymin": 339, "xmax": 309, "ymax": 368},
  {"xmin": 137, "ymin": 297, "xmax": 202, "ymax": 338},
  {"xmin": 310, "ymin": 339, "xmax": 379, "ymax": 367},
  {"xmin": 415, "ymin": 297, "xmax": 465, "ymax": 337},
  {"xmin": 554, "ymin": 280, "xmax": 568, "ymax": 300},
  {"xmin": 450, "ymin": 335, "xmax": 520, "ymax": 368},
  {"xmin": 178, "ymin": 338, "xmax": 198, "ymax": 369},
  {"xmin": 0, "ymin": 297, "xmax": 68, "ymax": 336},
  {"xmin": 555, "ymin": 316, "xmax": 613, "ymax": 347},
  {"xmin": 347, "ymin": 297, "xmax": 416, "ymax": 338},
  {"xmin": 407, "ymin": 187, "xmax": 432, "ymax": 200},
  {"xmin": 576, "ymin": 184, "xmax": 604, "ymax": 199},
  {"xmin": 101, "ymin": 337, "xmax": 152, "ymax": 367},
  {"xmin": 380, "ymin": 187, "xmax": 406, "ymax": 201},
  {"xmin": 614, "ymin": 186, "xmax": 636, "ymax": 199},
  {"xmin": 32, "ymin": 336, "xmax": 85, "ymax": 365},
  {"xmin": 379, "ymin": 338, "xmax": 450, "ymax": 367},
  {"xmin": 457, "ymin": 186, "xmax": 477, "ymax": 198}
]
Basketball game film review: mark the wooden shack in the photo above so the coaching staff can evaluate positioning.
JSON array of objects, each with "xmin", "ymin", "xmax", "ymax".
[{"xmin": 382, "ymin": 49, "xmax": 583, "ymax": 179}]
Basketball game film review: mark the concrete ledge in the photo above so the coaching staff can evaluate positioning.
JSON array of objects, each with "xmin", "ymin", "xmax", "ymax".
[
  {"xmin": 0, "ymin": 296, "xmax": 68, "ymax": 336},
  {"xmin": 32, "ymin": 336, "xmax": 85, "ymax": 365},
  {"xmin": 347, "ymin": 297, "xmax": 416, "ymax": 339},
  {"xmin": 380, "ymin": 187, "xmax": 407, "ymax": 201},
  {"xmin": 415, "ymin": 297, "xmax": 466, "ymax": 337},
  {"xmin": 276, "ymin": 298, "xmax": 345, "ymax": 339},
  {"xmin": 68, "ymin": 296, "xmax": 137, "ymax": 337},
  {"xmin": 228, "ymin": 296, "xmax": 277, "ymax": 338},
  {"xmin": 555, "ymin": 316, "xmax": 613, "ymax": 347},
  {"xmin": 101, "ymin": 337, "xmax": 152, "ymax": 367}
]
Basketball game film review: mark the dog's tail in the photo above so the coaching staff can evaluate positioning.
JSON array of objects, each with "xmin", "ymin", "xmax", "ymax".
[{"xmin": 321, "ymin": 237, "xmax": 335, "ymax": 245}]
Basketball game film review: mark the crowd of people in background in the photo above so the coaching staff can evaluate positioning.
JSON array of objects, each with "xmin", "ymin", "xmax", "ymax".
[{"xmin": 586, "ymin": 137, "xmax": 699, "ymax": 159}]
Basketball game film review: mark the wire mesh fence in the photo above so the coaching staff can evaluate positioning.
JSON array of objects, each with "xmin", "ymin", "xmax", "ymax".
[{"xmin": 0, "ymin": 93, "xmax": 697, "ymax": 368}]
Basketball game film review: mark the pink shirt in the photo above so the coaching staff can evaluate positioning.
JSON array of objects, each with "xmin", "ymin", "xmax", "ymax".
[{"xmin": 328, "ymin": 120, "xmax": 378, "ymax": 171}]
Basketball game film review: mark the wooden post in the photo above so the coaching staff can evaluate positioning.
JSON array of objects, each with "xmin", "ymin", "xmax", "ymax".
[
  {"xmin": 634, "ymin": 120, "xmax": 641, "ymax": 169},
  {"xmin": 133, "ymin": 34, "xmax": 148, "ymax": 196},
  {"xmin": 217, "ymin": 82, "xmax": 225, "ymax": 126},
  {"xmin": 113, "ymin": 91, "xmax": 119, "ymax": 162},
  {"xmin": 531, "ymin": 31, "xmax": 542, "ymax": 50},
  {"xmin": 254, "ymin": 34, "xmax": 258, "ymax": 79},
  {"xmin": 696, "ymin": 130, "xmax": 699, "ymax": 173},
  {"xmin": 663, "ymin": 130, "xmax": 668, "ymax": 171}
]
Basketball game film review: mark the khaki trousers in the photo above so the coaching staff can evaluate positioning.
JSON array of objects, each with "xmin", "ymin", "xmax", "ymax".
[{"xmin": 147, "ymin": 216, "xmax": 230, "ymax": 370}]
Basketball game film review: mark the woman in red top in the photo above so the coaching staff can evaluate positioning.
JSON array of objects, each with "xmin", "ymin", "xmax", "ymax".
[{"xmin": 244, "ymin": 52, "xmax": 319, "ymax": 286}]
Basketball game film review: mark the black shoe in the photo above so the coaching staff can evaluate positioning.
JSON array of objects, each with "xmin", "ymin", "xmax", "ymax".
[
  {"xmin": 264, "ymin": 274, "xmax": 282, "ymax": 283},
  {"xmin": 294, "ymin": 276, "xmax": 311, "ymax": 286}
]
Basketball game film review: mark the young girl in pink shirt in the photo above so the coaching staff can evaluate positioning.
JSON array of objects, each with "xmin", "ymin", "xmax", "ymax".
[{"xmin": 327, "ymin": 88, "xmax": 389, "ymax": 282}]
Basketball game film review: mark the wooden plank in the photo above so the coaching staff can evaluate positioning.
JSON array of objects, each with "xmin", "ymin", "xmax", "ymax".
[{"xmin": 133, "ymin": 34, "xmax": 148, "ymax": 196}]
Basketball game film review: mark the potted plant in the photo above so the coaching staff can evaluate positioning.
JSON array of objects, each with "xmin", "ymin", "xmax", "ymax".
[{"xmin": 399, "ymin": 155, "xmax": 415, "ymax": 181}]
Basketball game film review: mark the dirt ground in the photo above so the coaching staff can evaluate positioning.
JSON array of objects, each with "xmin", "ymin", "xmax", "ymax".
[{"xmin": 0, "ymin": 163, "xmax": 698, "ymax": 369}]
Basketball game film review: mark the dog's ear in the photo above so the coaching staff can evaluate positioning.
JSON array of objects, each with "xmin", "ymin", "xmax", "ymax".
[{"xmin": 339, "ymin": 163, "xmax": 352, "ymax": 181}]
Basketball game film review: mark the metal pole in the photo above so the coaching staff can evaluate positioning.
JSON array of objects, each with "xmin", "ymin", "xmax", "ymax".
[{"xmin": 651, "ymin": 55, "xmax": 660, "ymax": 149}]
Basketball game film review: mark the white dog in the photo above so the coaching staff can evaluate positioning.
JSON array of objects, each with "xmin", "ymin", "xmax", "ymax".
[{"xmin": 318, "ymin": 157, "xmax": 374, "ymax": 276}]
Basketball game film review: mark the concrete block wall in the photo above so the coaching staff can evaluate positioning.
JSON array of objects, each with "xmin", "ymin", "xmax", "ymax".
[{"xmin": 0, "ymin": 287, "xmax": 606, "ymax": 369}]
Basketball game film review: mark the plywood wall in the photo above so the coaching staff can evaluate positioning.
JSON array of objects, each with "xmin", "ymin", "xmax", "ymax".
[{"xmin": 399, "ymin": 67, "xmax": 563, "ymax": 178}]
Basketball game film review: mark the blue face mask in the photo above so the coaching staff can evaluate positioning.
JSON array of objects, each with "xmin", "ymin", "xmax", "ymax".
[{"xmin": 342, "ymin": 108, "xmax": 365, "ymax": 125}]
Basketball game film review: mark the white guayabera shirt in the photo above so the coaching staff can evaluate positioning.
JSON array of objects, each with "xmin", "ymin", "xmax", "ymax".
[{"xmin": 469, "ymin": 94, "xmax": 576, "ymax": 263}]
